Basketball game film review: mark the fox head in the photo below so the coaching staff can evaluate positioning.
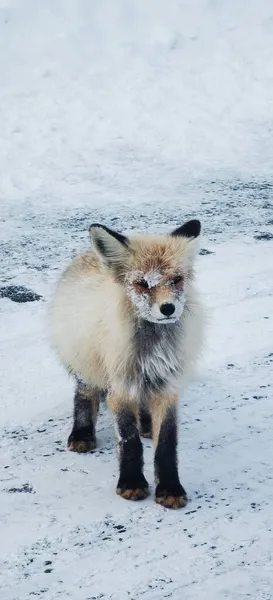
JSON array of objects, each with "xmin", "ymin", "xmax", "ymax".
[{"xmin": 89, "ymin": 219, "xmax": 201, "ymax": 324}]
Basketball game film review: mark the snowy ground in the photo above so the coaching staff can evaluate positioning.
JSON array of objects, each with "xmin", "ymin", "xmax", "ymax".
[{"xmin": 1, "ymin": 1, "xmax": 273, "ymax": 599}]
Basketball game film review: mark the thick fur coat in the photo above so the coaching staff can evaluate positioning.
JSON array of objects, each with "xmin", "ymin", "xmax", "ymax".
[
  {"xmin": 50, "ymin": 220, "xmax": 204, "ymax": 509},
  {"xmin": 51, "ymin": 229, "xmax": 204, "ymax": 397}
]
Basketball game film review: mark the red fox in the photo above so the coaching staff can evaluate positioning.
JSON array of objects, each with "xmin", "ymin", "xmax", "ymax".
[{"xmin": 50, "ymin": 219, "xmax": 204, "ymax": 509}]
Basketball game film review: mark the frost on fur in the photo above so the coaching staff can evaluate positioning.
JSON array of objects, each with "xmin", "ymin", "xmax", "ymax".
[{"xmin": 50, "ymin": 219, "xmax": 204, "ymax": 509}]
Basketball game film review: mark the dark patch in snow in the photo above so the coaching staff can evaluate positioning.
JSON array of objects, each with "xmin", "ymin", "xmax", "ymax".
[
  {"xmin": 8, "ymin": 483, "xmax": 35, "ymax": 494},
  {"xmin": 199, "ymin": 248, "xmax": 215, "ymax": 255},
  {"xmin": 0, "ymin": 285, "xmax": 43, "ymax": 303},
  {"xmin": 254, "ymin": 232, "xmax": 273, "ymax": 241},
  {"xmin": 113, "ymin": 524, "xmax": 126, "ymax": 533}
]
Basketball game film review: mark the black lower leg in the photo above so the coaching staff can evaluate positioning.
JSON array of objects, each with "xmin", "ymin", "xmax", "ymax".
[
  {"xmin": 116, "ymin": 406, "xmax": 149, "ymax": 500},
  {"xmin": 68, "ymin": 382, "xmax": 99, "ymax": 452},
  {"xmin": 139, "ymin": 403, "xmax": 152, "ymax": 438},
  {"xmin": 154, "ymin": 406, "xmax": 187, "ymax": 507}
]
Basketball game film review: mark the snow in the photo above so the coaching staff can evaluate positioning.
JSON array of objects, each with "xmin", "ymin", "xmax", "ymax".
[
  {"xmin": 1, "ymin": 1, "xmax": 273, "ymax": 598},
  {"xmin": 140, "ymin": 272, "xmax": 163, "ymax": 289},
  {"xmin": 125, "ymin": 270, "xmax": 167, "ymax": 322}
]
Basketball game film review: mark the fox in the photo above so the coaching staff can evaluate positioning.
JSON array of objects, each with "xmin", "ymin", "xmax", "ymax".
[{"xmin": 50, "ymin": 219, "xmax": 204, "ymax": 509}]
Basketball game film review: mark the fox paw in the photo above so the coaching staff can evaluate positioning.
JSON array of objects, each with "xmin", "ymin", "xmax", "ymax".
[
  {"xmin": 67, "ymin": 427, "xmax": 96, "ymax": 453},
  {"xmin": 155, "ymin": 483, "xmax": 188, "ymax": 509},
  {"xmin": 116, "ymin": 474, "xmax": 149, "ymax": 501}
]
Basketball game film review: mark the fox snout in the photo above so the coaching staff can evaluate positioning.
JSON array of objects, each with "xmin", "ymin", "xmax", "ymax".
[
  {"xmin": 150, "ymin": 294, "xmax": 185, "ymax": 323},
  {"xmin": 150, "ymin": 286, "xmax": 185, "ymax": 322},
  {"xmin": 160, "ymin": 302, "xmax": 175, "ymax": 317}
]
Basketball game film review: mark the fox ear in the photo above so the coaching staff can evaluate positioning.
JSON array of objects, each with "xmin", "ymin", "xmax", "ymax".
[
  {"xmin": 171, "ymin": 219, "xmax": 201, "ymax": 239},
  {"xmin": 171, "ymin": 219, "xmax": 201, "ymax": 268},
  {"xmin": 89, "ymin": 224, "xmax": 130, "ymax": 269}
]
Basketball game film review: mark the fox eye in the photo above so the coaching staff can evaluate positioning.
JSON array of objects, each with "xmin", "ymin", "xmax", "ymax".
[
  {"xmin": 138, "ymin": 278, "xmax": 149, "ymax": 290},
  {"xmin": 171, "ymin": 275, "xmax": 183, "ymax": 286}
]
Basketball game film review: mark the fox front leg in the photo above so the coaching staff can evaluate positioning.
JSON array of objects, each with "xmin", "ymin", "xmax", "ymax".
[
  {"xmin": 108, "ymin": 395, "xmax": 149, "ymax": 501},
  {"xmin": 150, "ymin": 393, "xmax": 188, "ymax": 509}
]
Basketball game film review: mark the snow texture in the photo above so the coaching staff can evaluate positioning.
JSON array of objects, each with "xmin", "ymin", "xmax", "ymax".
[
  {"xmin": 1, "ymin": 1, "xmax": 273, "ymax": 599},
  {"xmin": 141, "ymin": 272, "xmax": 163, "ymax": 289}
]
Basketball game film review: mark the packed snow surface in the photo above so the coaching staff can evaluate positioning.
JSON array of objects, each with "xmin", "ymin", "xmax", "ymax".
[{"xmin": 1, "ymin": 1, "xmax": 273, "ymax": 599}]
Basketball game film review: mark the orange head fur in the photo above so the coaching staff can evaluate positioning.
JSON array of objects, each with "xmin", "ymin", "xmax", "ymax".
[{"xmin": 90, "ymin": 220, "xmax": 201, "ymax": 324}]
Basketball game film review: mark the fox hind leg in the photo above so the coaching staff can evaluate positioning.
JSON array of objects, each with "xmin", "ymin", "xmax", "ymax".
[
  {"xmin": 68, "ymin": 381, "xmax": 100, "ymax": 453},
  {"xmin": 139, "ymin": 402, "xmax": 152, "ymax": 439}
]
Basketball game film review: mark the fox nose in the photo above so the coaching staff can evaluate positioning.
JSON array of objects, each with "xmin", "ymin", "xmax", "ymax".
[{"xmin": 160, "ymin": 302, "xmax": 175, "ymax": 317}]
